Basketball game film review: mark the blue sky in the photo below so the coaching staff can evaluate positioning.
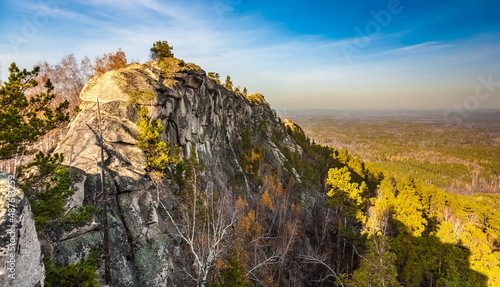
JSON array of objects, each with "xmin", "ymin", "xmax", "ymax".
[{"xmin": 0, "ymin": 0, "xmax": 499, "ymax": 110}]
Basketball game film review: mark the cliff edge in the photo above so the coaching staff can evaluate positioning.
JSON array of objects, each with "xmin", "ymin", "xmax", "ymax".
[{"xmin": 41, "ymin": 58, "xmax": 333, "ymax": 286}]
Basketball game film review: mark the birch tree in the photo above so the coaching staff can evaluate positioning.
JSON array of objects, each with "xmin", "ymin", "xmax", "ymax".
[{"xmin": 155, "ymin": 152, "xmax": 238, "ymax": 287}]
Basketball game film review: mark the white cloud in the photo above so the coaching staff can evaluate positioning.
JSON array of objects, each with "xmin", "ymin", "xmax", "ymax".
[
  {"xmin": 380, "ymin": 41, "xmax": 450, "ymax": 54},
  {"xmin": 1, "ymin": 1, "xmax": 499, "ymax": 110}
]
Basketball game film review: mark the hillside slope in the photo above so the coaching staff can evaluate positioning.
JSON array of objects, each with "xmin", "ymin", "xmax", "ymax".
[
  {"xmin": 2, "ymin": 57, "xmax": 498, "ymax": 287},
  {"xmin": 48, "ymin": 58, "xmax": 337, "ymax": 286}
]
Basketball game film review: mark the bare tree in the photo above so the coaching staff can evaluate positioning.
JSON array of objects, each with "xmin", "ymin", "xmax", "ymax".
[
  {"xmin": 298, "ymin": 254, "xmax": 344, "ymax": 286},
  {"xmin": 35, "ymin": 54, "xmax": 86, "ymax": 110},
  {"xmin": 96, "ymin": 98, "xmax": 112, "ymax": 285},
  {"xmin": 53, "ymin": 54, "xmax": 84, "ymax": 108},
  {"xmin": 235, "ymin": 171, "xmax": 302, "ymax": 285},
  {"xmin": 152, "ymin": 156, "xmax": 238, "ymax": 287},
  {"xmin": 80, "ymin": 56, "xmax": 94, "ymax": 81},
  {"xmin": 163, "ymin": 187, "xmax": 236, "ymax": 286}
]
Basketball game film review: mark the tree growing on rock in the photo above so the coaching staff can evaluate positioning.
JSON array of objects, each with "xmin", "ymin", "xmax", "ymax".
[
  {"xmin": 130, "ymin": 90, "xmax": 182, "ymax": 171},
  {"xmin": 224, "ymin": 75, "xmax": 233, "ymax": 91},
  {"xmin": 208, "ymin": 72, "xmax": 221, "ymax": 84},
  {"xmin": 150, "ymin": 40, "xmax": 174, "ymax": 60}
]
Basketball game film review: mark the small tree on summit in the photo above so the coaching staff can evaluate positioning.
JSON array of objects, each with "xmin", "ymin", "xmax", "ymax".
[
  {"xmin": 208, "ymin": 72, "xmax": 221, "ymax": 84},
  {"xmin": 150, "ymin": 41, "xmax": 174, "ymax": 60},
  {"xmin": 224, "ymin": 75, "xmax": 233, "ymax": 91}
]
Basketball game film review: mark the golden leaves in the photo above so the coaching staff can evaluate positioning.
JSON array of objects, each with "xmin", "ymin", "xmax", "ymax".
[{"xmin": 91, "ymin": 48, "xmax": 127, "ymax": 78}]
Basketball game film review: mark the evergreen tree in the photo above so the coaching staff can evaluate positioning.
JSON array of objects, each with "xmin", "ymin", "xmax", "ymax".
[
  {"xmin": 210, "ymin": 251, "xmax": 251, "ymax": 287},
  {"xmin": 327, "ymin": 166, "xmax": 368, "ymax": 222},
  {"xmin": 224, "ymin": 75, "xmax": 233, "ymax": 91},
  {"xmin": 130, "ymin": 91, "xmax": 181, "ymax": 171},
  {"xmin": 392, "ymin": 177, "xmax": 427, "ymax": 236},
  {"xmin": 208, "ymin": 72, "xmax": 221, "ymax": 84},
  {"xmin": 16, "ymin": 152, "xmax": 74, "ymax": 231},
  {"xmin": 150, "ymin": 40, "xmax": 174, "ymax": 60},
  {"xmin": 347, "ymin": 235, "xmax": 400, "ymax": 287},
  {"xmin": 44, "ymin": 248, "xmax": 99, "ymax": 287},
  {"xmin": 0, "ymin": 63, "xmax": 69, "ymax": 159}
]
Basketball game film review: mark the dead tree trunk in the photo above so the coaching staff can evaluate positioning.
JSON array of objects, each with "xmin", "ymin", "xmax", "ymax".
[{"xmin": 97, "ymin": 98, "xmax": 111, "ymax": 285}]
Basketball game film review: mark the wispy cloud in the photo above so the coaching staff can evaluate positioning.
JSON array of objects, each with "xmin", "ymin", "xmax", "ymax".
[
  {"xmin": 1, "ymin": 0, "xmax": 499, "ymax": 110},
  {"xmin": 75, "ymin": 0, "xmax": 152, "ymax": 10},
  {"xmin": 381, "ymin": 41, "xmax": 452, "ymax": 54}
]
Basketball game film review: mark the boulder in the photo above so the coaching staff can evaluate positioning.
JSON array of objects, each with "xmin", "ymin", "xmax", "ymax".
[{"xmin": 0, "ymin": 172, "xmax": 44, "ymax": 287}]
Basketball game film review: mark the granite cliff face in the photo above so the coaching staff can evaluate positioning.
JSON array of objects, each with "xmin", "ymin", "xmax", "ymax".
[
  {"xmin": 35, "ymin": 58, "xmax": 334, "ymax": 286},
  {"xmin": 0, "ymin": 172, "xmax": 44, "ymax": 287}
]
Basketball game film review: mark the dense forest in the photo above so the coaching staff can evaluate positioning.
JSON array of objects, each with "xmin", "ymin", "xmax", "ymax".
[
  {"xmin": 290, "ymin": 111, "xmax": 500, "ymax": 195},
  {"xmin": 1, "ymin": 45, "xmax": 499, "ymax": 286}
]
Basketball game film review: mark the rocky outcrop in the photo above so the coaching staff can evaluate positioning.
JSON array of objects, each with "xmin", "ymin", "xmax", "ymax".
[
  {"xmin": 0, "ymin": 172, "xmax": 44, "ymax": 287},
  {"xmin": 44, "ymin": 58, "xmax": 323, "ymax": 286}
]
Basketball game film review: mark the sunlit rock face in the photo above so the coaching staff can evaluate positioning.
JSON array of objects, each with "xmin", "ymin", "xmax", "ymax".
[{"xmin": 45, "ymin": 58, "xmax": 310, "ymax": 286}]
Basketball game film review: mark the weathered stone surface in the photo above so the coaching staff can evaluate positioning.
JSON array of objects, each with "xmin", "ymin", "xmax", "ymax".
[
  {"xmin": 47, "ymin": 58, "xmax": 306, "ymax": 286},
  {"xmin": 184, "ymin": 75, "xmax": 203, "ymax": 89},
  {"xmin": 80, "ymin": 64, "xmax": 163, "ymax": 104},
  {"xmin": 0, "ymin": 172, "xmax": 44, "ymax": 287},
  {"xmin": 55, "ymin": 101, "xmax": 146, "ymax": 179}
]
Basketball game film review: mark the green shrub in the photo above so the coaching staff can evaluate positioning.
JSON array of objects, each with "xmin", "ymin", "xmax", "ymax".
[
  {"xmin": 17, "ymin": 152, "xmax": 74, "ymax": 231},
  {"xmin": 59, "ymin": 206, "xmax": 99, "ymax": 227},
  {"xmin": 130, "ymin": 91, "xmax": 182, "ymax": 171},
  {"xmin": 209, "ymin": 251, "xmax": 251, "ymax": 287},
  {"xmin": 44, "ymin": 248, "xmax": 99, "ymax": 287}
]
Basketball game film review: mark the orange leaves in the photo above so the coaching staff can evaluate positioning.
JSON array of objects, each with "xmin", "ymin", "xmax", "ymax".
[
  {"xmin": 258, "ymin": 171, "xmax": 288, "ymax": 211},
  {"xmin": 238, "ymin": 210, "xmax": 264, "ymax": 239},
  {"xmin": 235, "ymin": 197, "xmax": 264, "ymax": 240},
  {"xmin": 260, "ymin": 191, "xmax": 273, "ymax": 210},
  {"xmin": 235, "ymin": 196, "xmax": 248, "ymax": 213},
  {"xmin": 91, "ymin": 48, "xmax": 127, "ymax": 78}
]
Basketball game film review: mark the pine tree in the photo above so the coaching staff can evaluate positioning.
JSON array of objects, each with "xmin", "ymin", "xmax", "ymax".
[
  {"xmin": 347, "ymin": 235, "xmax": 400, "ymax": 287},
  {"xmin": 224, "ymin": 75, "xmax": 233, "ymax": 91},
  {"xmin": 0, "ymin": 63, "xmax": 70, "ymax": 159},
  {"xmin": 208, "ymin": 72, "xmax": 221, "ymax": 84},
  {"xmin": 392, "ymin": 177, "xmax": 427, "ymax": 236},
  {"xmin": 210, "ymin": 251, "xmax": 251, "ymax": 287},
  {"xmin": 150, "ymin": 41, "xmax": 174, "ymax": 60}
]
